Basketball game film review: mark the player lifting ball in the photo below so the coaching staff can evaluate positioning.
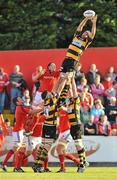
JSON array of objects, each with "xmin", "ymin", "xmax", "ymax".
[{"xmin": 61, "ymin": 10, "xmax": 97, "ymax": 73}]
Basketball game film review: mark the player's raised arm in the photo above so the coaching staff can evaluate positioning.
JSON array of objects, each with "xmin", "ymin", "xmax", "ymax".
[
  {"xmin": 71, "ymin": 74, "xmax": 78, "ymax": 98},
  {"xmin": 90, "ymin": 15, "xmax": 97, "ymax": 39},
  {"xmin": 77, "ymin": 17, "xmax": 90, "ymax": 32}
]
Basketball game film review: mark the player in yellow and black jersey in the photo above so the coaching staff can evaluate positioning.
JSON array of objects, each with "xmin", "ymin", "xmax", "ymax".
[
  {"xmin": 61, "ymin": 15, "xmax": 97, "ymax": 73},
  {"xmin": 67, "ymin": 76, "xmax": 89, "ymax": 173},
  {"xmin": 32, "ymin": 74, "xmax": 71, "ymax": 173}
]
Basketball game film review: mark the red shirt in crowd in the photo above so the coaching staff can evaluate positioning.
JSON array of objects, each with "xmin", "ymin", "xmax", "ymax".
[
  {"xmin": 111, "ymin": 123, "xmax": 117, "ymax": 135},
  {"xmin": 98, "ymin": 122, "xmax": 111, "ymax": 136},
  {"xmin": 0, "ymin": 72, "xmax": 9, "ymax": 92},
  {"xmin": 102, "ymin": 80, "xmax": 112, "ymax": 91}
]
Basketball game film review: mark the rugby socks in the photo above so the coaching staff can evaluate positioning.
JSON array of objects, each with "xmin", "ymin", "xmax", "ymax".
[
  {"xmin": 65, "ymin": 153, "xmax": 80, "ymax": 165},
  {"xmin": 14, "ymin": 151, "xmax": 26, "ymax": 168},
  {"xmin": 58, "ymin": 154, "xmax": 65, "ymax": 170},
  {"xmin": 78, "ymin": 148, "xmax": 85, "ymax": 167},
  {"xmin": 32, "ymin": 149, "xmax": 37, "ymax": 160},
  {"xmin": 35, "ymin": 147, "xmax": 48, "ymax": 166},
  {"xmin": 44, "ymin": 156, "xmax": 48, "ymax": 170},
  {"xmin": 3, "ymin": 149, "xmax": 14, "ymax": 165}
]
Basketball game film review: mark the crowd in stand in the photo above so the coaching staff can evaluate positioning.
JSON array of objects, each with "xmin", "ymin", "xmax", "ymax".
[{"xmin": 0, "ymin": 63, "xmax": 117, "ymax": 136}]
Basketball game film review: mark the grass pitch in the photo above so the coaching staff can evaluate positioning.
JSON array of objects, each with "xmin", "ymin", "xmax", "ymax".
[{"xmin": 0, "ymin": 167, "xmax": 117, "ymax": 180}]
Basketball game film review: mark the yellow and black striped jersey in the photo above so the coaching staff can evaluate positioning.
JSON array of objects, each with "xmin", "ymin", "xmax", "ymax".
[
  {"xmin": 68, "ymin": 96, "xmax": 81, "ymax": 126},
  {"xmin": 57, "ymin": 84, "xmax": 70, "ymax": 108},
  {"xmin": 44, "ymin": 85, "xmax": 70, "ymax": 125},
  {"xmin": 66, "ymin": 31, "xmax": 93, "ymax": 61},
  {"xmin": 44, "ymin": 94, "xmax": 58, "ymax": 125}
]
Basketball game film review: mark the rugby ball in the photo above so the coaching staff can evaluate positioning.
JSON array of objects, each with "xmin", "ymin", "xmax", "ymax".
[{"xmin": 83, "ymin": 10, "xmax": 95, "ymax": 17}]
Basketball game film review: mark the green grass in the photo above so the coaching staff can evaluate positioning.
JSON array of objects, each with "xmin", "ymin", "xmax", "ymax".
[{"xmin": 0, "ymin": 167, "xmax": 117, "ymax": 180}]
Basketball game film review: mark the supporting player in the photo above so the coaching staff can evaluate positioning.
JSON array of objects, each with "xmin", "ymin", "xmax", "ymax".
[
  {"xmin": 32, "ymin": 73, "xmax": 71, "ymax": 173},
  {"xmin": 68, "ymin": 75, "xmax": 89, "ymax": 173}
]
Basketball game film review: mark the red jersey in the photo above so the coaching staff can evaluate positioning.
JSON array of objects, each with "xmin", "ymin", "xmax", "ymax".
[
  {"xmin": 0, "ymin": 73, "xmax": 9, "ymax": 92},
  {"xmin": 102, "ymin": 80, "xmax": 112, "ymax": 91},
  {"xmin": 31, "ymin": 123, "xmax": 43, "ymax": 137},
  {"xmin": 13, "ymin": 106, "xmax": 30, "ymax": 132},
  {"xmin": 58, "ymin": 109, "xmax": 70, "ymax": 133},
  {"xmin": 38, "ymin": 70, "xmax": 60, "ymax": 92},
  {"xmin": 24, "ymin": 114, "xmax": 46, "ymax": 133},
  {"xmin": 80, "ymin": 93, "xmax": 93, "ymax": 108},
  {"xmin": 0, "ymin": 115, "xmax": 8, "ymax": 148},
  {"xmin": 0, "ymin": 115, "xmax": 9, "ymax": 136}
]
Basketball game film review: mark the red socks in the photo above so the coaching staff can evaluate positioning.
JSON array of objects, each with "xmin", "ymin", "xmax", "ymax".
[
  {"xmin": 58, "ymin": 154, "xmax": 65, "ymax": 170},
  {"xmin": 32, "ymin": 149, "xmax": 37, "ymax": 161},
  {"xmin": 44, "ymin": 157, "xmax": 48, "ymax": 170},
  {"xmin": 14, "ymin": 151, "xmax": 26, "ymax": 168},
  {"xmin": 3, "ymin": 149, "xmax": 14, "ymax": 165},
  {"xmin": 65, "ymin": 153, "xmax": 80, "ymax": 165}
]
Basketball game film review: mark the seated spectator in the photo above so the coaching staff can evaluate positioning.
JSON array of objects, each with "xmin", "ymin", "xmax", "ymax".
[
  {"xmin": 104, "ymin": 81, "xmax": 117, "ymax": 105},
  {"xmin": 80, "ymin": 86, "xmax": 94, "ymax": 125},
  {"xmin": 22, "ymin": 89, "xmax": 31, "ymax": 107},
  {"xmin": 0, "ymin": 67, "xmax": 9, "ymax": 114},
  {"xmin": 91, "ymin": 99, "xmax": 105, "ymax": 124},
  {"xmin": 80, "ymin": 85, "xmax": 94, "ymax": 109},
  {"xmin": 105, "ymin": 96, "xmax": 117, "ymax": 125},
  {"xmin": 105, "ymin": 66, "xmax": 117, "ymax": 82},
  {"xmin": 98, "ymin": 115, "xmax": 112, "ymax": 136},
  {"xmin": 86, "ymin": 63, "xmax": 103, "ymax": 86},
  {"xmin": 84, "ymin": 115, "xmax": 98, "ymax": 135},
  {"xmin": 115, "ymin": 75, "xmax": 117, "ymax": 82},
  {"xmin": 9, "ymin": 65, "xmax": 24, "ymax": 113},
  {"xmin": 80, "ymin": 105, "xmax": 90, "ymax": 125},
  {"xmin": 75, "ymin": 63, "xmax": 85, "ymax": 86},
  {"xmin": 111, "ymin": 117, "xmax": 117, "ymax": 135},
  {"xmin": 102, "ymin": 74, "xmax": 112, "ymax": 91},
  {"xmin": 77, "ymin": 77, "xmax": 88, "ymax": 93},
  {"xmin": 91, "ymin": 74, "xmax": 105, "ymax": 102}
]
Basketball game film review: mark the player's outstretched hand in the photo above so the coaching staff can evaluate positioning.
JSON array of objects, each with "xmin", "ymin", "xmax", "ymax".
[{"xmin": 91, "ymin": 15, "xmax": 97, "ymax": 23}]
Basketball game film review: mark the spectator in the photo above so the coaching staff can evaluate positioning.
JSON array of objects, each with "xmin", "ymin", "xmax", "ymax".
[
  {"xmin": 91, "ymin": 74, "xmax": 105, "ymax": 103},
  {"xmin": 80, "ymin": 85, "xmax": 94, "ymax": 109},
  {"xmin": 98, "ymin": 115, "xmax": 111, "ymax": 136},
  {"xmin": 84, "ymin": 115, "xmax": 98, "ymax": 135},
  {"xmin": 9, "ymin": 65, "xmax": 23, "ymax": 113},
  {"xmin": 86, "ymin": 64, "xmax": 102, "ymax": 86},
  {"xmin": 75, "ymin": 63, "xmax": 85, "ymax": 86},
  {"xmin": 102, "ymin": 74, "xmax": 112, "ymax": 91},
  {"xmin": 104, "ymin": 81, "xmax": 117, "ymax": 105},
  {"xmin": 105, "ymin": 66, "xmax": 117, "ymax": 82},
  {"xmin": 22, "ymin": 89, "xmax": 31, "ymax": 107},
  {"xmin": 80, "ymin": 105, "xmax": 90, "ymax": 125},
  {"xmin": 80, "ymin": 85, "xmax": 93, "ymax": 124},
  {"xmin": 0, "ymin": 67, "xmax": 9, "ymax": 114},
  {"xmin": 105, "ymin": 96, "xmax": 117, "ymax": 125},
  {"xmin": 111, "ymin": 117, "xmax": 117, "ymax": 135},
  {"xmin": 115, "ymin": 75, "xmax": 117, "ymax": 82},
  {"xmin": 77, "ymin": 77, "xmax": 88, "ymax": 93},
  {"xmin": 91, "ymin": 99, "xmax": 105, "ymax": 124}
]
